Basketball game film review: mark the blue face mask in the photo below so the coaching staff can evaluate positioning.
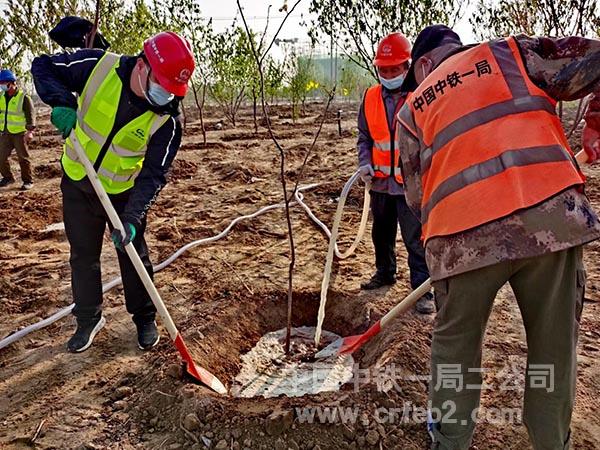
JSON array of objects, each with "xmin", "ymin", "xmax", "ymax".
[
  {"xmin": 0, "ymin": 85, "xmax": 8, "ymax": 92},
  {"xmin": 379, "ymin": 73, "xmax": 405, "ymax": 91},
  {"xmin": 147, "ymin": 79, "xmax": 175, "ymax": 106},
  {"xmin": 138, "ymin": 66, "xmax": 175, "ymax": 106}
]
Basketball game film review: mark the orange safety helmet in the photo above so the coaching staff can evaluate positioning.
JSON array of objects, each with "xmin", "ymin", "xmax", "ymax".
[
  {"xmin": 373, "ymin": 33, "xmax": 411, "ymax": 67},
  {"xmin": 143, "ymin": 31, "xmax": 195, "ymax": 96}
]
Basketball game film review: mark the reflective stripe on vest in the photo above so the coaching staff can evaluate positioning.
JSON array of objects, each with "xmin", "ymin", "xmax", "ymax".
[
  {"xmin": 62, "ymin": 52, "xmax": 170, "ymax": 194},
  {"xmin": 364, "ymin": 85, "xmax": 403, "ymax": 184},
  {"xmin": 400, "ymin": 37, "xmax": 585, "ymax": 242},
  {"xmin": 0, "ymin": 90, "xmax": 26, "ymax": 133}
]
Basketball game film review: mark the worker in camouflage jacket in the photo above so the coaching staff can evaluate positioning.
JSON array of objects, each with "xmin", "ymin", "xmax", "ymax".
[{"xmin": 396, "ymin": 25, "xmax": 600, "ymax": 449}]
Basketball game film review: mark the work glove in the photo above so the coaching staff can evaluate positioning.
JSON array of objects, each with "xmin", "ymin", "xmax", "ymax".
[
  {"xmin": 359, "ymin": 164, "xmax": 375, "ymax": 184},
  {"xmin": 111, "ymin": 222, "xmax": 136, "ymax": 252},
  {"xmin": 583, "ymin": 109, "xmax": 600, "ymax": 164},
  {"xmin": 51, "ymin": 106, "xmax": 77, "ymax": 138}
]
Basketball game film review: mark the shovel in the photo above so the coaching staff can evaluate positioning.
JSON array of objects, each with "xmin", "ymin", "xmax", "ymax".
[
  {"xmin": 315, "ymin": 279, "xmax": 432, "ymax": 359},
  {"xmin": 576, "ymin": 149, "xmax": 589, "ymax": 164},
  {"xmin": 69, "ymin": 131, "xmax": 227, "ymax": 394}
]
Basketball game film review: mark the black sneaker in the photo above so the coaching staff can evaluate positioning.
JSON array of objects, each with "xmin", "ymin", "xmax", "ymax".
[
  {"xmin": 67, "ymin": 316, "xmax": 106, "ymax": 352},
  {"xmin": 0, "ymin": 178, "xmax": 15, "ymax": 187},
  {"xmin": 415, "ymin": 292, "xmax": 436, "ymax": 314},
  {"xmin": 360, "ymin": 273, "xmax": 396, "ymax": 290},
  {"xmin": 20, "ymin": 182, "xmax": 33, "ymax": 190},
  {"xmin": 136, "ymin": 320, "xmax": 160, "ymax": 350}
]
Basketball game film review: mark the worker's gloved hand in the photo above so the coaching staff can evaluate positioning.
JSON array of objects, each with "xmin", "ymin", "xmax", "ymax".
[
  {"xmin": 359, "ymin": 164, "xmax": 375, "ymax": 183},
  {"xmin": 50, "ymin": 106, "xmax": 77, "ymax": 138},
  {"xmin": 583, "ymin": 124, "xmax": 600, "ymax": 164},
  {"xmin": 111, "ymin": 222, "xmax": 136, "ymax": 252}
]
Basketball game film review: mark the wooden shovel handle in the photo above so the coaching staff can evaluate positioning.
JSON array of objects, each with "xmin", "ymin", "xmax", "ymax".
[{"xmin": 576, "ymin": 150, "xmax": 588, "ymax": 165}]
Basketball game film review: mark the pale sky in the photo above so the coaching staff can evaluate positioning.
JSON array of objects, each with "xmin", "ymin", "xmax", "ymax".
[
  {"xmin": 0, "ymin": 0, "xmax": 478, "ymax": 57},
  {"xmin": 206, "ymin": 0, "xmax": 478, "ymax": 45}
]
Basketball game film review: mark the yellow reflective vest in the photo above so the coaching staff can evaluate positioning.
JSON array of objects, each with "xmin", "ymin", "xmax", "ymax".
[
  {"xmin": 0, "ymin": 90, "xmax": 26, "ymax": 134},
  {"xmin": 62, "ymin": 52, "xmax": 170, "ymax": 194}
]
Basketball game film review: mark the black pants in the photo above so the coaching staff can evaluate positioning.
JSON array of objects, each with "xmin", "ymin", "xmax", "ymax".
[
  {"xmin": 370, "ymin": 191, "xmax": 429, "ymax": 289},
  {"xmin": 61, "ymin": 176, "xmax": 156, "ymax": 325}
]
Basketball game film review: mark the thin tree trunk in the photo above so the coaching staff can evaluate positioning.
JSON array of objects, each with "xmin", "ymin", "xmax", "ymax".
[
  {"xmin": 181, "ymin": 102, "xmax": 187, "ymax": 132},
  {"xmin": 191, "ymin": 80, "xmax": 207, "ymax": 146},
  {"xmin": 253, "ymin": 90, "xmax": 258, "ymax": 134}
]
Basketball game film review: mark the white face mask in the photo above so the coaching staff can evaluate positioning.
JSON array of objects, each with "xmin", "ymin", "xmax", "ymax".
[
  {"xmin": 137, "ymin": 65, "xmax": 174, "ymax": 106},
  {"xmin": 0, "ymin": 85, "xmax": 8, "ymax": 92},
  {"xmin": 379, "ymin": 73, "xmax": 406, "ymax": 90}
]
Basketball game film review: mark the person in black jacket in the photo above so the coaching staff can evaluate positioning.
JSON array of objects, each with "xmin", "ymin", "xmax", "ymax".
[{"xmin": 31, "ymin": 31, "xmax": 195, "ymax": 352}]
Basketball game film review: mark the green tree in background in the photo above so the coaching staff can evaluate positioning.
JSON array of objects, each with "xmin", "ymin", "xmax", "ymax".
[
  {"xmin": 308, "ymin": 0, "xmax": 468, "ymax": 80},
  {"xmin": 339, "ymin": 59, "xmax": 372, "ymax": 101},
  {"xmin": 264, "ymin": 57, "xmax": 285, "ymax": 104},
  {"xmin": 471, "ymin": 0, "xmax": 600, "ymax": 39},
  {"xmin": 207, "ymin": 25, "xmax": 255, "ymax": 127},
  {"xmin": 96, "ymin": 0, "xmax": 164, "ymax": 55},
  {"xmin": 285, "ymin": 51, "xmax": 316, "ymax": 121},
  {"xmin": 0, "ymin": 0, "xmax": 79, "ymax": 79}
]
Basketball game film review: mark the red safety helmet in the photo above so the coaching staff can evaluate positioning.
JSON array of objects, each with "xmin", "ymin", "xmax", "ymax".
[
  {"xmin": 143, "ymin": 31, "xmax": 195, "ymax": 96},
  {"xmin": 373, "ymin": 33, "xmax": 411, "ymax": 67}
]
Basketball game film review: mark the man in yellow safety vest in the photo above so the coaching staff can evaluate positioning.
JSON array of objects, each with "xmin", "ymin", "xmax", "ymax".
[
  {"xmin": 31, "ymin": 32, "xmax": 195, "ymax": 353},
  {"xmin": 0, "ymin": 69, "xmax": 36, "ymax": 190}
]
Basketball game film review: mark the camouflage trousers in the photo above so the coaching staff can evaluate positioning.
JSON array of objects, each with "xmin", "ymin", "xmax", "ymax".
[{"xmin": 429, "ymin": 246, "xmax": 585, "ymax": 450}]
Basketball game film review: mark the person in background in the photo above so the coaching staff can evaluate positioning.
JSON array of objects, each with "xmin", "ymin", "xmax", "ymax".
[
  {"xmin": 0, "ymin": 69, "xmax": 36, "ymax": 190},
  {"xmin": 357, "ymin": 32, "xmax": 434, "ymax": 314}
]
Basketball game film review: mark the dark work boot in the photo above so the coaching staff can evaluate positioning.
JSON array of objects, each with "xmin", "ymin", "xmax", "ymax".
[
  {"xmin": 360, "ymin": 273, "xmax": 396, "ymax": 290},
  {"xmin": 415, "ymin": 292, "xmax": 436, "ymax": 314},
  {"xmin": 67, "ymin": 316, "xmax": 106, "ymax": 352},
  {"xmin": 136, "ymin": 320, "xmax": 160, "ymax": 350}
]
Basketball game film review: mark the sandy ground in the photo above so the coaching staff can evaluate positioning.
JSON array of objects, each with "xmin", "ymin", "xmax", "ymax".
[{"xmin": 0, "ymin": 102, "xmax": 599, "ymax": 449}]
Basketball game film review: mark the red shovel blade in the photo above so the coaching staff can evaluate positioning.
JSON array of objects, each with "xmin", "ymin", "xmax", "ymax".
[
  {"xmin": 174, "ymin": 334, "xmax": 228, "ymax": 394},
  {"xmin": 315, "ymin": 321, "xmax": 382, "ymax": 359}
]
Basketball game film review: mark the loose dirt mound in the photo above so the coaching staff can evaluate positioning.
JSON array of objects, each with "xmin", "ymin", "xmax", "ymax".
[
  {"xmin": 170, "ymin": 159, "xmax": 199, "ymax": 180},
  {"xmin": 34, "ymin": 163, "xmax": 62, "ymax": 180},
  {"xmin": 0, "ymin": 192, "xmax": 62, "ymax": 239}
]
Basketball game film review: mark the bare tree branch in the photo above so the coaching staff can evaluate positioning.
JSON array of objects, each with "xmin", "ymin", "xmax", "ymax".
[
  {"xmin": 289, "ymin": 87, "xmax": 336, "ymax": 200},
  {"xmin": 257, "ymin": 4, "xmax": 272, "ymax": 54},
  {"xmin": 237, "ymin": 0, "xmax": 338, "ymax": 353},
  {"xmin": 191, "ymin": 79, "xmax": 207, "ymax": 145},
  {"xmin": 86, "ymin": 0, "xmax": 101, "ymax": 48},
  {"xmin": 259, "ymin": 0, "xmax": 303, "ymax": 65},
  {"xmin": 237, "ymin": 0, "xmax": 299, "ymax": 354}
]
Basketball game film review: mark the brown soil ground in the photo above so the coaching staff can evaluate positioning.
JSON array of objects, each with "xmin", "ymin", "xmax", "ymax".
[{"xmin": 0, "ymin": 102, "xmax": 599, "ymax": 450}]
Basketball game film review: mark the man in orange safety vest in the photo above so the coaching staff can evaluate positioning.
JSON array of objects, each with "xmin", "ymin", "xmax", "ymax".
[
  {"xmin": 396, "ymin": 24, "xmax": 600, "ymax": 449},
  {"xmin": 357, "ymin": 32, "xmax": 433, "ymax": 314}
]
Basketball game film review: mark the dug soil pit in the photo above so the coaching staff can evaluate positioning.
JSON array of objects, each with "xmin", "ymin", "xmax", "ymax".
[
  {"xmin": 231, "ymin": 326, "xmax": 354, "ymax": 398},
  {"xmin": 122, "ymin": 290, "xmax": 432, "ymax": 449}
]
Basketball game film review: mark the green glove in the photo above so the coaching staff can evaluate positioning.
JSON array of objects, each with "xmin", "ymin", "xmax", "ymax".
[
  {"xmin": 111, "ymin": 222, "xmax": 136, "ymax": 252},
  {"xmin": 51, "ymin": 106, "xmax": 77, "ymax": 138}
]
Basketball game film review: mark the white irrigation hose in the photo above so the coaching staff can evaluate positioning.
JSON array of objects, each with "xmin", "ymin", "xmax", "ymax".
[
  {"xmin": 0, "ymin": 183, "xmax": 320, "ymax": 350},
  {"xmin": 314, "ymin": 170, "xmax": 368, "ymax": 346},
  {"xmin": 295, "ymin": 172, "xmax": 370, "ymax": 260}
]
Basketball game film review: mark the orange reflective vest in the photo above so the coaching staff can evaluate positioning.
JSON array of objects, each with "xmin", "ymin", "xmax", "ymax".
[
  {"xmin": 398, "ymin": 37, "xmax": 585, "ymax": 242},
  {"xmin": 364, "ymin": 85, "xmax": 403, "ymax": 184}
]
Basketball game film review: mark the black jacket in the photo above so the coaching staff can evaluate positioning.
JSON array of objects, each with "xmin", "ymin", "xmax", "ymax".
[{"xmin": 31, "ymin": 49, "xmax": 182, "ymax": 227}]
